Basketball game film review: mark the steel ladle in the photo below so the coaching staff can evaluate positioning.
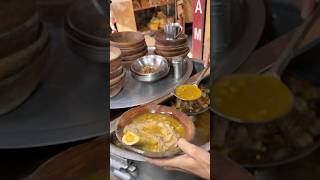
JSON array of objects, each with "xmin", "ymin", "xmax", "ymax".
[{"xmin": 210, "ymin": 6, "xmax": 320, "ymax": 123}]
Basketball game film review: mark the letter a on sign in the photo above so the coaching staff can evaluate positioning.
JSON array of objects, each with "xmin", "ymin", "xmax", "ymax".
[
  {"xmin": 192, "ymin": 0, "xmax": 205, "ymax": 59},
  {"xmin": 195, "ymin": 0, "xmax": 202, "ymax": 14}
]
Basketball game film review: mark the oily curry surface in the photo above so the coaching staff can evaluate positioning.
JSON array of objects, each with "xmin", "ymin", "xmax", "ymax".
[
  {"xmin": 122, "ymin": 113, "xmax": 185, "ymax": 152},
  {"xmin": 211, "ymin": 74, "xmax": 293, "ymax": 122},
  {"xmin": 175, "ymin": 84, "xmax": 202, "ymax": 101}
]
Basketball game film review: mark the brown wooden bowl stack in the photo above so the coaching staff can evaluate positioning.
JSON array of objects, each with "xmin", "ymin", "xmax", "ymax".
[
  {"xmin": 110, "ymin": 31, "xmax": 148, "ymax": 66},
  {"xmin": 0, "ymin": 7, "xmax": 49, "ymax": 116},
  {"xmin": 110, "ymin": 46, "xmax": 125, "ymax": 98},
  {"xmin": 154, "ymin": 30, "xmax": 189, "ymax": 61},
  {"xmin": 0, "ymin": 26, "xmax": 49, "ymax": 116}
]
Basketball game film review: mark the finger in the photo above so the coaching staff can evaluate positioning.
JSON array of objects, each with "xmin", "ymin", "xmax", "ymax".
[
  {"xmin": 301, "ymin": 0, "xmax": 317, "ymax": 18},
  {"xmin": 177, "ymin": 138, "xmax": 210, "ymax": 163}
]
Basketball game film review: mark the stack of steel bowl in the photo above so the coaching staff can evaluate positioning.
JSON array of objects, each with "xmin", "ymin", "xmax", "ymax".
[
  {"xmin": 154, "ymin": 30, "xmax": 189, "ymax": 61},
  {"xmin": 0, "ymin": 1, "xmax": 49, "ymax": 115},
  {"xmin": 110, "ymin": 46, "xmax": 125, "ymax": 97},
  {"xmin": 110, "ymin": 32, "xmax": 148, "ymax": 68},
  {"xmin": 64, "ymin": 0, "xmax": 107, "ymax": 63},
  {"xmin": 130, "ymin": 55, "xmax": 170, "ymax": 83}
]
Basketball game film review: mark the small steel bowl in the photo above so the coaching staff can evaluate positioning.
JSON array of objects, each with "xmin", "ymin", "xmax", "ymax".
[{"xmin": 130, "ymin": 55, "xmax": 170, "ymax": 82}]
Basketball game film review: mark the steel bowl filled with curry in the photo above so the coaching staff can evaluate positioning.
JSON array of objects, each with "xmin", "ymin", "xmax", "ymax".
[{"xmin": 116, "ymin": 105, "xmax": 195, "ymax": 158}]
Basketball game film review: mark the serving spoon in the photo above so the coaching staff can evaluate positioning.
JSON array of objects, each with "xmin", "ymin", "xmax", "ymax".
[
  {"xmin": 210, "ymin": 6, "xmax": 320, "ymax": 123},
  {"xmin": 174, "ymin": 66, "xmax": 210, "ymax": 101}
]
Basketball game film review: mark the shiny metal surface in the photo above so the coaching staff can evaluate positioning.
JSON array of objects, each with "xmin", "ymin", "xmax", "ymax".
[
  {"xmin": 213, "ymin": 0, "xmax": 265, "ymax": 78},
  {"xmin": 110, "ymin": 59, "xmax": 193, "ymax": 109},
  {"xmin": 0, "ymin": 25, "xmax": 106, "ymax": 148},
  {"xmin": 131, "ymin": 55, "xmax": 165, "ymax": 75},
  {"xmin": 171, "ymin": 56, "xmax": 186, "ymax": 79}
]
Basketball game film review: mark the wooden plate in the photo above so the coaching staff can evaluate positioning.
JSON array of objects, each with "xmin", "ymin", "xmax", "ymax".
[
  {"xmin": 110, "ymin": 31, "xmax": 145, "ymax": 48},
  {"xmin": 154, "ymin": 48, "xmax": 189, "ymax": 57},
  {"xmin": 0, "ymin": 23, "xmax": 48, "ymax": 80},
  {"xmin": 110, "ymin": 65, "xmax": 123, "ymax": 80},
  {"xmin": 110, "ymin": 46, "xmax": 121, "ymax": 61},
  {"xmin": 155, "ymin": 44, "xmax": 188, "ymax": 52},
  {"xmin": 0, "ymin": 13, "xmax": 40, "ymax": 59},
  {"xmin": 113, "ymin": 41, "xmax": 146, "ymax": 51},
  {"xmin": 155, "ymin": 42, "xmax": 188, "ymax": 49},
  {"xmin": 155, "ymin": 31, "xmax": 188, "ymax": 46},
  {"xmin": 115, "ymin": 104, "xmax": 195, "ymax": 158},
  {"xmin": 121, "ymin": 49, "xmax": 148, "ymax": 62},
  {"xmin": 110, "ymin": 70, "xmax": 125, "ymax": 87},
  {"xmin": 121, "ymin": 45, "xmax": 147, "ymax": 56},
  {"xmin": 29, "ymin": 138, "xmax": 109, "ymax": 180},
  {"xmin": 155, "ymin": 47, "xmax": 189, "ymax": 57},
  {"xmin": 110, "ymin": 56, "xmax": 122, "ymax": 72},
  {"xmin": 110, "ymin": 76, "xmax": 125, "ymax": 98},
  {"xmin": 0, "ymin": 36, "xmax": 48, "ymax": 116}
]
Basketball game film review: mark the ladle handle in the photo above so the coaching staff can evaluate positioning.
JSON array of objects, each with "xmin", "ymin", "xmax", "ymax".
[
  {"xmin": 270, "ymin": 5, "xmax": 320, "ymax": 76},
  {"xmin": 195, "ymin": 66, "xmax": 209, "ymax": 85}
]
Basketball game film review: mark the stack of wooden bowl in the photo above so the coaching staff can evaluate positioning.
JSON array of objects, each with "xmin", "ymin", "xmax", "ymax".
[
  {"xmin": 110, "ymin": 32, "xmax": 147, "ymax": 67},
  {"xmin": 154, "ymin": 31, "xmax": 189, "ymax": 61},
  {"xmin": 64, "ymin": 0, "xmax": 107, "ymax": 63},
  {"xmin": 110, "ymin": 46, "xmax": 125, "ymax": 98},
  {"xmin": 0, "ymin": 2, "xmax": 49, "ymax": 116}
]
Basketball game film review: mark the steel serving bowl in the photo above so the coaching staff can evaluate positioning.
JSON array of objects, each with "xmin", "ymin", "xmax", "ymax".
[{"xmin": 130, "ymin": 55, "xmax": 170, "ymax": 82}]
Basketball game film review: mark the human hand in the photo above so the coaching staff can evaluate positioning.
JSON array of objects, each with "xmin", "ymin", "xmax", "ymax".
[
  {"xmin": 301, "ymin": 0, "xmax": 318, "ymax": 19},
  {"xmin": 145, "ymin": 138, "xmax": 210, "ymax": 180}
]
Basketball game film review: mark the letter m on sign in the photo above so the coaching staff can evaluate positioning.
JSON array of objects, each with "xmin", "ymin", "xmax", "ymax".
[{"xmin": 192, "ymin": 0, "xmax": 206, "ymax": 59}]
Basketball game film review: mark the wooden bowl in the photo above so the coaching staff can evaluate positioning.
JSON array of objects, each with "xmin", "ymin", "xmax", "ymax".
[
  {"xmin": 121, "ymin": 49, "xmax": 148, "ymax": 62},
  {"xmin": 110, "ymin": 46, "xmax": 121, "ymax": 61},
  {"xmin": 110, "ymin": 70, "xmax": 125, "ymax": 87},
  {"xmin": 121, "ymin": 45, "xmax": 147, "ymax": 56},
  {"xmin": 155, "ymin": 47, "xmax": 189, "ymax": 57},
  {"xmin": 110, "ymin": 56, "xmax": 122, "ymax": 72},
  {"xmin": 155, "ymin": 50, "xmax": 189, "ymax": 62},
  {"xmin": 110, "ymin": 31, "xmax": 145, "ymax": 48},
  {"xmin": 155, "ymin": 44, "xmax": 188, "ymax": 52},
  {"xmin": 110, "ymin": 46, "xmax": 122, "ymax": 71},
  {"xmin": 110, "ymin": 76, "xmax": 125, "ymax": 98},
  {"xmin": 113, "ymin": 41, "xmax": 146, "ymax": 51},
  {"xmin": 29, "ymin": 138, "xmax": 109, "ymax": 180},
  {"xmin": 0, "ymin": 13, "xmax": 40, "ymax": 59},
  {"xmin": 155, "ymin": 31, "xmax": 188, "ymax": 46},
  {"xmin": 115, "ymin": 104, "xmax": 195, "ymax": 158},
  {"xmin": 155, "ymin": 42, "xmax": 187, "ymax": 50},
  {"xmin": 110, "ymin": 65, "xmax": 123, "ymax": 80},
  {"xmin": 0, "ymin": 24, "xmax": 48, "ymax": 80},
  {"xmin": 0, "ymin": 37, "xmax": 48, "ymax": 116},
  {"xmin": 0, "ymin": 0, "xmax": 36, "ymax": 34}
]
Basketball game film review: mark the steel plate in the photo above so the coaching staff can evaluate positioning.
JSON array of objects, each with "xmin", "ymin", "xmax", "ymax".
[
  {"xmin": 110, "ymin": 59, "xmax": 193, "ymax": 109},
  {"xmin": 0, "ymin": 24, "xmax": 106, "ymax": 149}
]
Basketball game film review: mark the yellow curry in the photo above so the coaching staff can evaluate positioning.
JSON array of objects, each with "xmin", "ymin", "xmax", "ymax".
[
  {"xmin": 122, "ymin": 113, "xmax": 185, "ymax": 152},
  {"xmin": 211, "ymin": 74, "xmax": 293, "ymax": 122},
  {"xmin": 175, "ymin": 84, "xmax": 202, "ymax": 101}
]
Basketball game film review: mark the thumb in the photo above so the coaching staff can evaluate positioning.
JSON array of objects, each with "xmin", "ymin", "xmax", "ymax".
[{"xmin": 177, "ymin": 138, "xmax": 209, "ymax": 163}]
